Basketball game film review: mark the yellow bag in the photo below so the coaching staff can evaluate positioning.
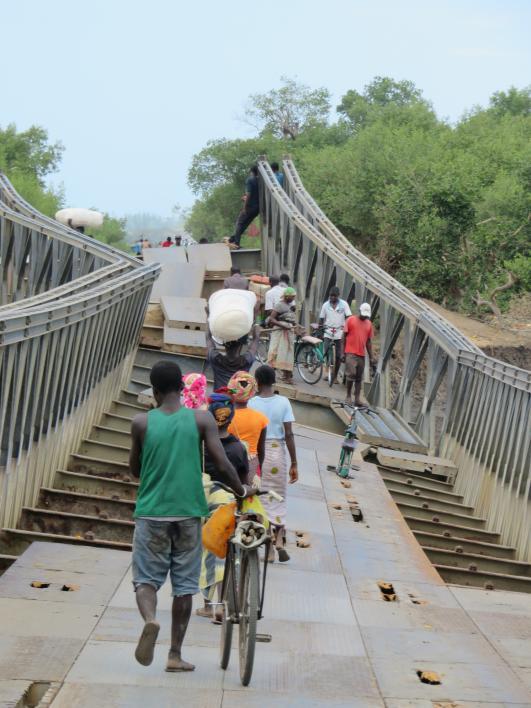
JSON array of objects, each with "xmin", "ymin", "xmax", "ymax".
[
  {"xmin": 202, "ymin": 502, "xmax": 237, "ymax": 558},
  {"xmin": 241, "ymin": 495, "xmax": 270, "ymax": 530}
]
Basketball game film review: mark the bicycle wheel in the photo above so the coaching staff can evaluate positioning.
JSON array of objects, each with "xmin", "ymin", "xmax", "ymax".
[
  {"xmin": 238, "ymin": 549, "xmax": 259, "ymax": 686},
  {"xmin": 256, "ymin": 336, "xmax": 269, "ymax": 365},
  {"xmin": 220, "ymin": 551, "xmax": 237, "ymax": 670},
  {"xmin": 296, "ymin": 344, "xmax": 323, "ymax": 385},
  {"xmin": 327, "ymin": 344, "xmax": 336, "ymax": 387}
]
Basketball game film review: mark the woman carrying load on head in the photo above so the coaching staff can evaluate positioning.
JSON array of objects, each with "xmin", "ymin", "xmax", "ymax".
[
  {"xmin": 227, "ymin": 371, "xmax": 268, "ymax": 486},
  {"xmin": 267, "ymin": 287, "xmax": 297, "ymax": 384},
  {"xmin": 197, "ymin": 392, "xmax": 249, "ymax": 622}
]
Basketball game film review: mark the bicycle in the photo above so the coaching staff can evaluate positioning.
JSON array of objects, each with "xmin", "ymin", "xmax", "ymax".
[
  {"xmin": 320, "ymin": 327, "xmax": 344, "ymax": 387},
  {"xmin": 327, "ymin": 401, "xmax": 376, "ymax": 478},
  {"xmin": 215, "ymin": 483, "xmax": 283, "ymax": 686},
  {"xmin": 256, "ymin": 325, "xmax": 325, "ymax": 385}
]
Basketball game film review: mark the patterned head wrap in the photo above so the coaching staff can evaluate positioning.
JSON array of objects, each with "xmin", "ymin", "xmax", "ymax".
[
  {"xmin": 227, "ymin": 371, "xmax": 257, "ymax": 403},
  {"xmin": 182, "ymin": 373, "xmax": 207, "ymax": 409},
  {"xmin": 208, "ymin": 392, "xmax": 235, "ymax": 428}
]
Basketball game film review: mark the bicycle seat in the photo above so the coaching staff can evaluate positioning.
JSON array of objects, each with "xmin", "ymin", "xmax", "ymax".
[{"xmin": 301, "ymin": 334, "xmax": 322, "ymax": 345}]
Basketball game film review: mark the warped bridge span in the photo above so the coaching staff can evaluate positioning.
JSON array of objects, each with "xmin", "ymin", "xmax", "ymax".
[
  {"xmin": 0, "ymin": 174, "xmax": 159, "ymax": 531},
  {"xmin": 258, "ymin": 158, "xmax": 530, "ymax": 562}
]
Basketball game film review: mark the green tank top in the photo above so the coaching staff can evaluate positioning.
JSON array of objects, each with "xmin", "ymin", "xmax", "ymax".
[{"xmin": 134, "ymin": 407, "xmax": 208, "ymax": 518}]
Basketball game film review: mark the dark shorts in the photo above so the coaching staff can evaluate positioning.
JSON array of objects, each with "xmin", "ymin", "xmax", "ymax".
[
  {"xmin": 132, "ymin": 517, "xmax": 202, "ymax": 597},
  {"xmin": 344, "ymin": 354, "xmax": 365, "ymax": 383}
]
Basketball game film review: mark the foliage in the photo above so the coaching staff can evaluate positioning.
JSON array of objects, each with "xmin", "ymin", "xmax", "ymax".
[
  {"xmin": 244, "ymin": 76, "xmax": 331, "ymax": 140},
  {"xmin": 90, "ymin": 214, "xmax": 129, "ymax": 252},
  {"xmin": 0, "ymin": 123, "xmax": 64, "ymax": 216},
  {"xmin": 186, "ymin": 77, "xmax": 530, "ymax": 312}
]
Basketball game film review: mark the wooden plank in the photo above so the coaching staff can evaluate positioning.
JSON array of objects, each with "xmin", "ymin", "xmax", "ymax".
[
  {"xmin": 187, "ymin": 243, "xmax": 232, "ymax": 276},
  {"xmin": 144, "ymin": 303, "xmax": 164, "ymax": 327},
  {"xmin": 376, "ymin": 448, "xmax": 456, "ymax": 478},
  {"xmin": 160, "ymin": 296, "xmax": 207, "ymax": 330},
  {"xmin": 150, "ymin": 263, "xmax": 205, "ymax": 303},
  {"xmin": 139, "ymin": 325, "xmax": 163, "ymax": 349}
]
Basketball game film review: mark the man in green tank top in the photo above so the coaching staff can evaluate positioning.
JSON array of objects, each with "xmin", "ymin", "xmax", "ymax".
[{"xmin": 129, "ymin": 360, "xmax": 251, "ymax": 672}]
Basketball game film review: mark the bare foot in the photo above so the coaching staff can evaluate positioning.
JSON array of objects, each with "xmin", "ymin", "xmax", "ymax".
[
  {"xmin": 195, "ymin": 606, "xmax": 212, "ymax": 619},
  {"xmin": 165, "ymin": 652, "xmax": 195, "ymax": 672},
  {"xmin": 135, "ymin": 620, "xmax": 160, "ymax": 666}
]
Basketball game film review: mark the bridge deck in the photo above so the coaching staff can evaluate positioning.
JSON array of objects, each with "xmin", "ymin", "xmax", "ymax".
[{"xmin": 0, "ymin": 427, "xmax": 529, "ymax": 706}]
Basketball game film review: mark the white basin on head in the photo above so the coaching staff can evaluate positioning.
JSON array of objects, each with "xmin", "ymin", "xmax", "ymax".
[
  {"xmin": 55, "ymin": 208, "xmax": 104, "ymax": 229},
  {"xmin": 208, "ymin": 288, "xmax": 256, "ymax": 342}
]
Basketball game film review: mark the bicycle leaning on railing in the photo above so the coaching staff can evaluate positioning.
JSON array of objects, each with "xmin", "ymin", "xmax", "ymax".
[
  {"xmin": 214, "ymin": 482, "xmax": 283, "ymax": 686},
  {"xmin": 327, "ymin": 401, "xmax": 376, "ymax": 479}
]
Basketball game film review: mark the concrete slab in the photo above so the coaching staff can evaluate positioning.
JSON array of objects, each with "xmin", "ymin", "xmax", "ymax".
[
  {"xmin": 0, "ymin": 636, "xmax": 83, "ymax": 682},
  {"xmin": 9, "ymin": 541, "xmax": 131, "ymax": 576},
  {"xmin": 222, "ymin": 692, "xmax": 383, "ymax": 708},
  {"xmin": 142, "ymin": 247, "xmax": 187, "ymax": 265},
  {"xmin": 187, "ymin": 243, "xmax": 232, "ymax": 276},
  {"xmin": 160, "ymin": 295, "xmax": 207, "ymax": 329},
  {"xmin": 0, "ymin": 680, "xmax": 32, "ymax": 707},
  {"xmin": 0, "ymin": 598, "xmax": 102, "ymax": 639},
  {"xmin": 163, "ymin": 324, "xmax": 207, "ymax": 355},
  {"xmin": 149, "ymin": 262, "xmax": 205, "ymax": 303}
]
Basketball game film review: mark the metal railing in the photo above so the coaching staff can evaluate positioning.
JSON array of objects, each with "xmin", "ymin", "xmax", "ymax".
[
  {"xmin": 0, "ymin": 174, "xmax": 159, "ymax": 529},
  {"xmin": 258, "ymin": 158, "xmax": 530, "ymax": 561}
]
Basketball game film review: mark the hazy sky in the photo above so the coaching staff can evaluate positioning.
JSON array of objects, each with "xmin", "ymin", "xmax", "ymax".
[{"xmin": 3, "ymin": 0, "xmax": 530, "ymax": 217}]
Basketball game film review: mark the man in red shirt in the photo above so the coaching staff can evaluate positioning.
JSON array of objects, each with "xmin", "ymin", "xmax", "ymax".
[{"xmin": 343, "ymin": 302, "xmax": 376, "ymax": 406}]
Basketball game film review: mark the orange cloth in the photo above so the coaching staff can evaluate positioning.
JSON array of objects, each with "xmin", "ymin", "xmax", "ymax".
[
  {"xmin": 228, "ymin": 407, "xmax": 268, "ymax": 456},
  {"xmin": 344, "ymin": 316, "xmax": 373, "ymax": 356}
]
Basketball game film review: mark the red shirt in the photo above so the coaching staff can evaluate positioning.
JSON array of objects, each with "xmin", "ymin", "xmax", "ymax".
[{"xmin": 344, "ymin": 316, "xmax": 373, "ymax": 356}]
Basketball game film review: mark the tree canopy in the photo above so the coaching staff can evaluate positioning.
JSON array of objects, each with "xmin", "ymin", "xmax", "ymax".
[{"xmin": 186, "ymin": 78, "xmax": 531, "ymax": 313}]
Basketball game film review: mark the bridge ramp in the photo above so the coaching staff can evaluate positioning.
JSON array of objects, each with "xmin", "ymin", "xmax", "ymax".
[{"xmin": 1, "ymin": 428, "xmax": 529, "ymax": 706}]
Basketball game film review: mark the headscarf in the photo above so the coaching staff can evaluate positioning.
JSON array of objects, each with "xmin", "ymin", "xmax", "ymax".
[
  {"xmin": 208, "ymin": 392, "xmax": 235, "ymax": 428},
  {"xmin": 282, "ymin": 287, "xmax": 296, "ymax": 298},
  {"xmin": 227, "ymin": 371, "xmax": 257, "ymax": 403},
  {"xmin": 182, "ymin": 372, "xmax": 207, "ymax": 410}
]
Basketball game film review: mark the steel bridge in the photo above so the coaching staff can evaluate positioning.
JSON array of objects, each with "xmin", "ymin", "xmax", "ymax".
[{"xmin": 0, "ymin": 166, "xmax": 530, "ymax": 704}]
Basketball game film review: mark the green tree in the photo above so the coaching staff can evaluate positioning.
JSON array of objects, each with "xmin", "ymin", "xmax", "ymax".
[
  {"xmin": 245, "ymin": 76, "xmax": 331, "ymax": 140},
  {"xmin": 489, "ymin": 86, "xmax": 531, "ymax": 118},
  {"xmin": 90, "ymin": 214, "xmax": 130, "ymax": 252}
]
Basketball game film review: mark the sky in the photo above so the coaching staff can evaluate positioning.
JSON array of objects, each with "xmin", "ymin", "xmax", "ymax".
[{"xmin": 3, "ymin": 0, "xmax": 530, "ymax": 217}]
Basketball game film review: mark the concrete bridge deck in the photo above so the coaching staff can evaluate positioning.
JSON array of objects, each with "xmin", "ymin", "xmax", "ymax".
[{"xmin": 1, "ymin": 427, "xmax": 530, "ymax": 707}]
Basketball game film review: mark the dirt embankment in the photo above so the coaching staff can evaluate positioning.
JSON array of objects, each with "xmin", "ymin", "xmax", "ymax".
[{"xmin": 423, "ymin": 297, "xmax": 531, "ymax": 371}]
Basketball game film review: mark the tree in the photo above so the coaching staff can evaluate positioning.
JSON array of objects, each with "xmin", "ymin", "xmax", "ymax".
[
  {"xmin": 489, "ymin": 86, "xmax": 531, "ymax": 118},
  {"xmin": 91, "ymin": 214, "xmax": 129, "ymax": 252},
  {"xmin": 244, "ymin": 76, "xmax": 331, "ymax": 140},
  {"xmin": 337, "ymin": 76, "xmax": 430, "ymax": 132}
]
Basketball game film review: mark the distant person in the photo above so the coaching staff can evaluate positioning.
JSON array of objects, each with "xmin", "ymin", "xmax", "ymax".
[
  {"xmin": 206, "ymin": 324, "xmax": 261, "ymax": 390},
  {"xmin": 142, "ymin": 238, "xmax": 151, "ymax": 250},
  {"xmin": 129, "ymin": 360, "xmax": 249, "ymax": 672},
  {"xmin": 199, "ymin": 238, "xmax": 209, "ymax": 244},
  {"xmin": 343, "ymin": 302, "xmax": 376, "ymax": 406},
  {"xmin": 319, "ymin": 286, "xmax": 352, "ymax": 385},
  {"xmin": 228, "ymin": 165, "xmax": 260, "ymax": 250},
  {"xmin": 223, "ymin": 266, "xmax": 249, "ymax": 290},
  {"xmin": 248, "ymin": 365, "xmax": 298, "ymax": 562},
  {"xmin": 271, "ymin": 161, "xmax": 284, "ymax": 187},
  {"xmin": 162, "ymin": 236, "xmax": 172, "ymax": 248},
  {"xmin": 175, "ymin": 235, "xmax": 182, "ymax": 247},
  {"xmin": 132, "ymin": 239, "xmax": 142, "ymax": 257}
]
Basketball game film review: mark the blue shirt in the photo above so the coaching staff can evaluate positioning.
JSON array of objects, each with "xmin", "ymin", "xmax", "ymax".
[
  {"xmin": 274, "ymin": 172, "xmax": 284, "ymax": 187},
  {"xmin": 248, "ymin": 394, "xmax": 295, "ymax": 440}
]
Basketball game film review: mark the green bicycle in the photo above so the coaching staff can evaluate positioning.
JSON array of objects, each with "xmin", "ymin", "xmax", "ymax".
[{"xmin": 256, "ymin": 325, "xmax": 326, "ymax": 385}]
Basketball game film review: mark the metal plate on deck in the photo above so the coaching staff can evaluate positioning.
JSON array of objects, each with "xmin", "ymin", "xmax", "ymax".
[
  {"xmin": 160, "ymin": 296, "xmax": 207, "ymax": 330},
  {"xmin": 150, "ymin": 263, "xmax": 205, "ymax": 303},
  {"xmin": 187, "ymin": 243, "xmax": 232, "ymax": 276},
  {"xmin": 331, "ymin": 404, "xmax": 428, "ymax": 454},
  {"xmin": 376, "ymin": 448, "xmax": 456, "ymax": 478}
]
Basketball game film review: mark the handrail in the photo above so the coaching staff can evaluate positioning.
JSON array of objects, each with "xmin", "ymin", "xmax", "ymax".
[{"xmin": 0, "ymin": 173, "xmax": 159, "ymax": 530}]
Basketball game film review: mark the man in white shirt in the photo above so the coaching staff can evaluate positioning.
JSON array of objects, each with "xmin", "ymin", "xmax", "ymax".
[{"xmin": 319, "ymin": 286, "xmax": 352, "ymax": 384}]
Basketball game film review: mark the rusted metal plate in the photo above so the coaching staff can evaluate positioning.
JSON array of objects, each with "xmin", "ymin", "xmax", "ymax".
[{"xmin": 377, "ymin": 448, "xmax": 456, "ymax": 478}]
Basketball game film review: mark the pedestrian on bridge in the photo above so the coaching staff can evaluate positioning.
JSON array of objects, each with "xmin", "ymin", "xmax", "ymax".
[
  {"xmin": 206, "ymin": 324, "xmax": 261, "ymax": 390},
  {"xmin": 129, "ymin": 360, "xmax": 251, "ymax": 673},
  {"xmin": 343, "ymin": 302, "xmax": 376, "ymax": 407},
  {"xmin": 267, "ymin": 287, "xmax": 297, "ymax": 384},
  {"xmin": 249, "ymin": 365, "xmax": 298, "ymax": 563},
  {"xmin": 228, "ymin": 165, "xmax": 260, "ymax": 250},
  {"xmin": 319, "ymin": 286, "xmax": 352, "ymax": 385},
  {"xmin": 223, "ymin": 266, "xmax": 249, "ymax": 290}
]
